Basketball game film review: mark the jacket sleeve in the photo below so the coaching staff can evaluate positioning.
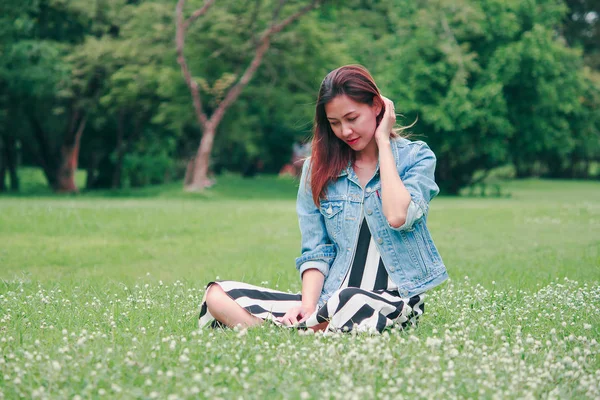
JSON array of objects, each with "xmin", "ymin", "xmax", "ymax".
[
  {"xmin": 294, "ymin": 159, "xmax": 337, "ymax": 278},
  {"xmin": 388, "ymin": 141, "xmax": 440, "ymax": 232}
]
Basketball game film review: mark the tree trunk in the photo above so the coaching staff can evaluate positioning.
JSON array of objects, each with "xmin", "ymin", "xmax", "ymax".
[
  {"xmin": 0, "ymin": 134, "xmax": 6, "ymax": 192},
  {"xmin": 5, "ymin": 135, "xmax": 19, "ymax": 191},
  {"xmin": 185, "ymin": 124, "xmax": 215, "ymax": 191},
  {"xmin": 27, "ymin": 113, "xmax": 58, "ymax": 188},
  {"xmin": 56, "ymin": 115, "xmax": 87, "ymax": 193},
  {"xmin": 111, "ymin": 110, "xmax": 126, "ymax": 189},
  {"xmin": 0, "ymin": 134, "xmax": 21, "ymax": 192},
  {"xmin": 85, "ymin": 151, "xmax": 99, "ymax": 190},
  {"xmin": 582, "ymin": 160, "xmax": 590, "ymax": 179},
  {"xmin": 176, "ymin": 0, "xmax": 321, "ymax": 191},
  {"xmin": 184, "ymin": 158, "xmax": 195, "ymax": 186}
]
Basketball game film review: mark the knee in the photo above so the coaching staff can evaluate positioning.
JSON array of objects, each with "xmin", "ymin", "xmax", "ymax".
[
  {"xmin": 337, "ymin": 287, "xmax": 361, "ymax": 305},
  {"xmin": 205, "ymin": 284, "xmax": 226, "ymax": 311}
]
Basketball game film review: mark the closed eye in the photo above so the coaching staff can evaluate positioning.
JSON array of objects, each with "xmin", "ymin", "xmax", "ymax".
[{"xmin": 347, "ymin": 117, "xmax": 357, "ymax": 122}]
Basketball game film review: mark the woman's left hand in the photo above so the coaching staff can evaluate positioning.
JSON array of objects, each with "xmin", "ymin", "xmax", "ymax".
[
  {"xmin": 375, "ymin": 96, "xmax": 396, "ymax": 145},
  {"xmin": 278, "ymin": 304, "xmax": 315, "ymax": 326}
]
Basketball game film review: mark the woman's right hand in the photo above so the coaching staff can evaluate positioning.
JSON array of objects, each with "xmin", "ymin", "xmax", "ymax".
[
  {"xmin": 278, "ymin": 304, "xmax": 316, "ymax": 326},
  {"xmin": 375, "ymin": 96, "xmax": 396, "ymax": 145}
]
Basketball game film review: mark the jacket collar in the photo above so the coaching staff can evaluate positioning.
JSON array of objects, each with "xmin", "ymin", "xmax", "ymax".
[{"xmin": 336, "ymin": 160, "xmax": 352, "ymax": 177}]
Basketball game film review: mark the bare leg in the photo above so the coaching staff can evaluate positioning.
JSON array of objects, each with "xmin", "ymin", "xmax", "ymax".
[{"xmin": 205, "ymin": 284, "xmax": 263, "ymax": 328}]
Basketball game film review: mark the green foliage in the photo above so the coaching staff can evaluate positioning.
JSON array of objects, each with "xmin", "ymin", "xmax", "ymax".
[
  {"xmin": 1, "ymin": 0, "xmax": 599, "ymax": 192},
  {"xmin": 562, "ymin": 0, "xmax": 600, "ymax": 69},
  {"xmin": 120, "ymin": 132, "xmax": 177, "ymax": 187},
  {"xmin": 351, "ymin": 0, "xmax": 598, "ymax": 193},
  {"xmin": 465, "ymin": 164, "xmax": 516, "ymax": 197}
]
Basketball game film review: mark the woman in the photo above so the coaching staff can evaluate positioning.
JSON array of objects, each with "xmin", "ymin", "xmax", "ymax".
[{"xmin": 199, "ymin": 65, "xmax": 448, "ymax": 333}]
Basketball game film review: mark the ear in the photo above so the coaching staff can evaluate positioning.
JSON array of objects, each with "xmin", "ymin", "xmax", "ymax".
[
  {"xmin": 372, "ymin": 96, "xmax": 384, "ymax": 116},
  {"xmin": 373, "ymin": 96, "xmax": 384, "ymax": 125}
]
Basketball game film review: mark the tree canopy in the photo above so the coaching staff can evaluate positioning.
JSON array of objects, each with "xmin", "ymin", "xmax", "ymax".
[{"xmin": 1, "ymin": 0, "xmax": 598, "ymax": 194}]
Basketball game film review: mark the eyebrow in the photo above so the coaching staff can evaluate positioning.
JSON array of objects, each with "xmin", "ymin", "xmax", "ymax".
[{"xmin": 327, "ymin": 111, "xmax": 356, "ymax": 121}]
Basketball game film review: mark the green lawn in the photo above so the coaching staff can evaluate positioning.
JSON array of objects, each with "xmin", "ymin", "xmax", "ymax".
[{"xmin": 0, "ymin": 175, "xmax": 599, "ymax": 399}]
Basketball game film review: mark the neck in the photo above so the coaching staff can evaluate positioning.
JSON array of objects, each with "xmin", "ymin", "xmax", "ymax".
[{"xmin": 354, "ymin": 137, "xmax": 378, "ymax": 165}]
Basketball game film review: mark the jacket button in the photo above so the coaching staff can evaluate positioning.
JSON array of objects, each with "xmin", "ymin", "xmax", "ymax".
[
  {"xmin": 366, "ymin": 209, "xmax": 373, "ymax": 215},
  {"xmin": 366, "ymin": 187, "xmax": 372, "ymax": 193},
  {"xmin": 377, "ymin": 237, "xmax": 383, "ymax": 244}
]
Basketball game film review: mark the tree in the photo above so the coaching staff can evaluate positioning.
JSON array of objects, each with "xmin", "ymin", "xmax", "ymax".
[
  {"xmin": 0, "ymin": 0, "xmax": 107, "ymax": 193},
  {"xmin": 78, "ymin": 1, "xmax": 180, "ymax": 189},
  {"xmin": 0, "ymin": 0, "xmax": 39, "ymax": 192},
  {"xmin": 563, "ymin": 0, "xmax": 600, "ymax": 69},
  {"xmin": 334, "ymin": 0, "xmax": 597, "ymax": 193},
  {"xmin": 175, "ymin": 0, "xmax": 323, "ymax": 191}
]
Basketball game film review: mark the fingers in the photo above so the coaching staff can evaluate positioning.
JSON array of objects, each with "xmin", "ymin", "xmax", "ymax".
[
  {"xmin": 277, "ymin": 306, "xmax": 314, "ymax": 326},
  {"xmin": 299, "ymin": 315, "xmax": 309, "ymax": 323},
  {"xmin": 278, "ymin": 310, "xmax": 300, "ymax": 326},
  {"xmin": 280, "ymin": 315, "xmax": 299, "ymax": 326},
  {"xmin": 385, "ymin": 99, "xmax": 397, "ymax": 127},
  {"xmin": 386, "ymin": 99, "xmax": 396, "ymax": 116},
  {"xmin": 380, "ymin": 96, "xmax": 393, "ymax": 109}
]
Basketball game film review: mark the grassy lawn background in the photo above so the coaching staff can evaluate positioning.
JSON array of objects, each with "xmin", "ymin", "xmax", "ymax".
[
  {"xmin": 0, "ymin": 172, "xmax": 599, "ymax": 399},
  {"xmin": 1, "ymin": 172, "xmax": 598, "ymax": 290}
]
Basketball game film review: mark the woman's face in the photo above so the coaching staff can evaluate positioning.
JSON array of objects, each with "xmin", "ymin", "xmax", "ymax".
[{"xmin": 324, "ymin": 94, "xmax": 381, "ymax": 151}]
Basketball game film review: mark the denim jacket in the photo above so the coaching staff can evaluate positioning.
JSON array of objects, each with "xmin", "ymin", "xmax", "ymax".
[{"xmin": 295, "ymin": 137, "xmax": 448, "ymax": 307}]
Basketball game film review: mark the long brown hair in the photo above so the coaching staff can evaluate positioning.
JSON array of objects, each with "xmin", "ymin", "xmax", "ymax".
[{"xmin": 309, "ymin": 64, "xmax": 384, "ymax": 205}]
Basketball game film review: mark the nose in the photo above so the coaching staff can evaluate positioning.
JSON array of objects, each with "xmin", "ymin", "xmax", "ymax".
[{"xmin": 342, "ymin": 124, "xmax": 353, "ymax": 137}]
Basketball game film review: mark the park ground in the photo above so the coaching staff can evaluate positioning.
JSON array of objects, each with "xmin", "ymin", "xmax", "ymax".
[{"xmin": 0, "ymin": 173, "xmax": 599, "ymax": 399}]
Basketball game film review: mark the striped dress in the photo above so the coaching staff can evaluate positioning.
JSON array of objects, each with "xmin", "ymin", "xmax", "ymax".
[{"xmin": 199, "ymin": 219, "xmax": 425, "ymax": 333}]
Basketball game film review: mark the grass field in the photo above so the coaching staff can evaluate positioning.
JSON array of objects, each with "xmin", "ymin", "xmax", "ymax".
[{"xmin": 0, "ymin": 174, "xmax": 599, "ymax": 399}]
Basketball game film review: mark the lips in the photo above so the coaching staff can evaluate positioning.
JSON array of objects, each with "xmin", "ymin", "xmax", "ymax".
[{"xmin": 346, "ymin": 137, "xmax": 360, "ymax": 145}]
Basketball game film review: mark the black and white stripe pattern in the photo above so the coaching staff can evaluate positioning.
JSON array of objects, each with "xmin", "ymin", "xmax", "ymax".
[
  {"xmin": 199, "ymin": 281, "xmax": 302, "ymax": 328},
  {"xmin": 199, "ymin": 219, "xmax": 425, "ymax": 333},
  {"xmin": 342, "ymin": 219, "xmax": 397, "ymax": 291}
]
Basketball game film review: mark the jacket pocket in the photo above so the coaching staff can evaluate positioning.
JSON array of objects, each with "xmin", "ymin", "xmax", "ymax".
[{"xmin": 319, "ymin": 201, "xmax": 344, "ymax": 238}]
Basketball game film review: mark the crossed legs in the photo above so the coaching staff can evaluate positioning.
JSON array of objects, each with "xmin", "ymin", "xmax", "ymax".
[{"xmin": 204, "ymin": 283, "xmax": 328, "ymax": 331}]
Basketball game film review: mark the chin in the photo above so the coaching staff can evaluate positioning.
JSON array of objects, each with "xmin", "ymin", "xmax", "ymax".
[{"xmin": 350, "ymin": 142, "xmax": 369, "ymax": 152}]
